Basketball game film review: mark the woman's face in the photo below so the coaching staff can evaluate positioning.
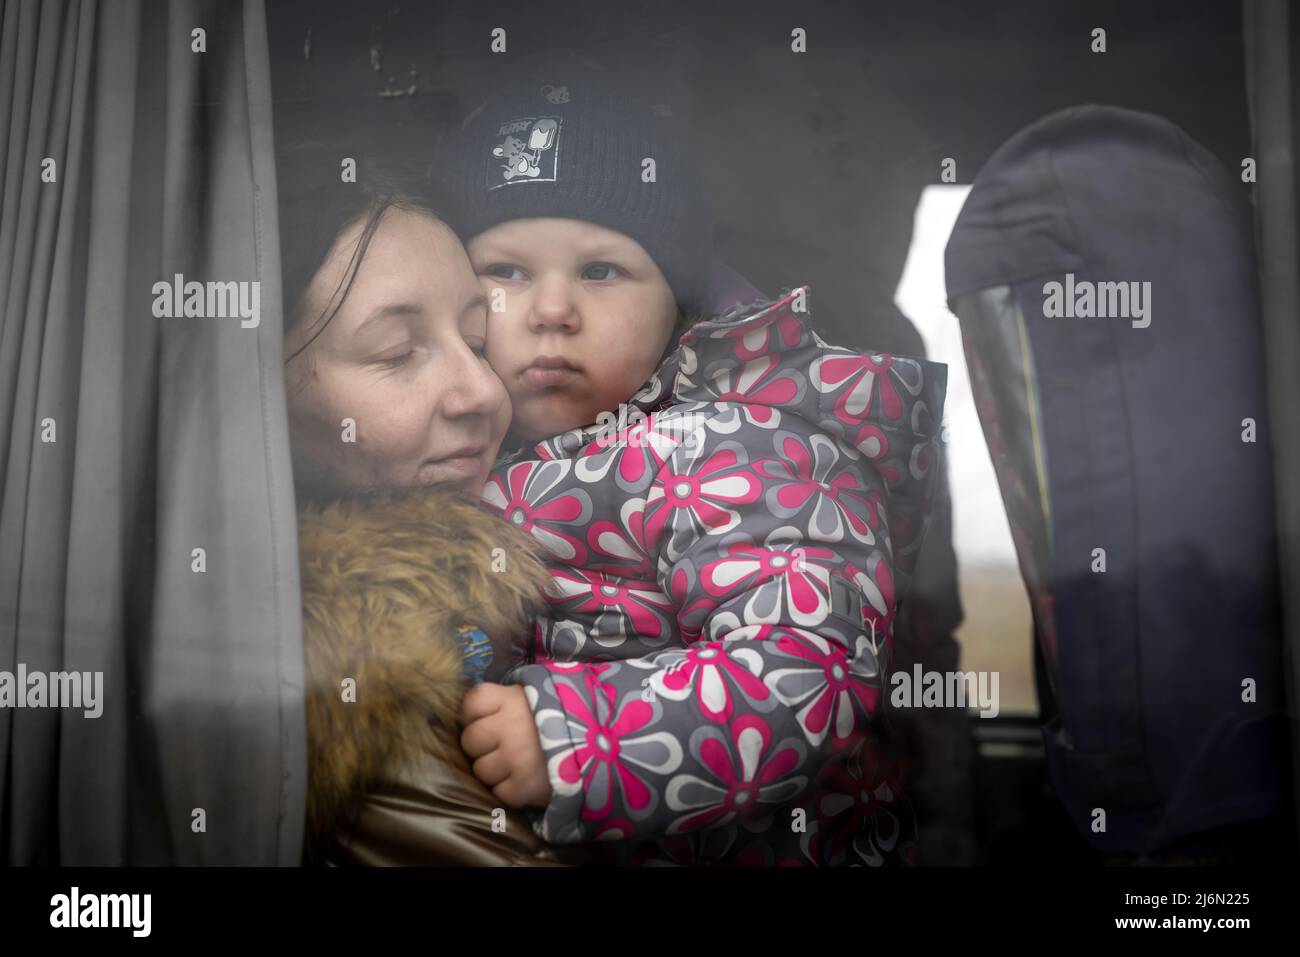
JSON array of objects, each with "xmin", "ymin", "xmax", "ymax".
[{"xmin": 285, "ymin": 208, "xmax": 511, "ymax": 496}]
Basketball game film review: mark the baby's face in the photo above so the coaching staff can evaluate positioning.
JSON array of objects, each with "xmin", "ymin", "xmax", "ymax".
[{"xmin": 468, "ymin": 218, "xmax": 678, "ymax": 441}]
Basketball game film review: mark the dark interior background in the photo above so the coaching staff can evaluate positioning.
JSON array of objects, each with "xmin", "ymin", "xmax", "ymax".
[
  {"xmin": 265, "ymin": 0, "xmax": 1260, "ymax": 865},
  {"xmin": 267, "ymin": 0, "xmax": 1250, "ymax": 361}
]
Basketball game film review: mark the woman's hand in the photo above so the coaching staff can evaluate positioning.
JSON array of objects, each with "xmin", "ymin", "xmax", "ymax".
[{"xmin": 460, "ymin": 683, "xmax": 552, "ymax": 808}]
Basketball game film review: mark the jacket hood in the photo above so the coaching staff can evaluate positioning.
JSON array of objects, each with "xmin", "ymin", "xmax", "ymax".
[
  {"xmin": 674, "ymin": 285, "xmax": 947, "ymax": 593},
  {"xmin": 676, "ymin": 285, "xmax": 944, "ymax": 440},
  {"xmin": 297, "ymin": 487, "xmax": 551, "ymax": 856}
]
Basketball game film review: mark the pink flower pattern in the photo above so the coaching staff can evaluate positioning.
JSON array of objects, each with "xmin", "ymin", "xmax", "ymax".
[{"xmin": 649, "ymin": 639, "xmax": 772, "ymax": 723}]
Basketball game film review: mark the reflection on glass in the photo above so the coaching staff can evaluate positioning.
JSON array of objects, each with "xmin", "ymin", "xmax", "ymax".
[{"xmin": 895, "ymin": 185, "xmax": 1036, "ymax": 715}]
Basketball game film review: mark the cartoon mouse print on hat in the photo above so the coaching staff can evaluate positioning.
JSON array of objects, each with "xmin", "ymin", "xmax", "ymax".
[
  {"xmin": 489, "ymin": 115, "xmax": 561, "ymax": 187},
  {"xmin": 540, "ymin": 84, "xmax": 569, "ymax": 104}
]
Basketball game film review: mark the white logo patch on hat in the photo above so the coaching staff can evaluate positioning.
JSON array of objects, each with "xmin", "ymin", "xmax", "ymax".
[{"xmin": 488, "ymin": 116, "xmax": 562, "ymax": 189}]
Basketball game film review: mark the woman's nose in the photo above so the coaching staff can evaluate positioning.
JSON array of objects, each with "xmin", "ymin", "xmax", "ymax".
[
  {"xmin": 528, "ymin": 274, "xmax": 579, "ymax": 333},
  {"xmin": 442, "ymin": 346, "xmax": 506, "ymax": 420}
]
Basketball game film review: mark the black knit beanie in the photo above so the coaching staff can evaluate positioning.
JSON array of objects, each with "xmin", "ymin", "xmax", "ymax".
[{"xmin": 431, "ymin": 62, "xmax": 714, "ymax": 314}]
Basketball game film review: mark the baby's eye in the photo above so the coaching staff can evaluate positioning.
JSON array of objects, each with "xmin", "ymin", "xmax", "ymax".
[
  {"xmin": 582, "ymin": 262, "xmax": 623, "ymax": 281},
  {"xmin": 483, "ymin": 263, "xmax": 526, "ymax": 282}
]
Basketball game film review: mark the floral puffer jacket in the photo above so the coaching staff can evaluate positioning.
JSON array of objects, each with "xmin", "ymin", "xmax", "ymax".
[{"xmin": 481, "ymin": 286, "xmax": 948, "ymax": 865}]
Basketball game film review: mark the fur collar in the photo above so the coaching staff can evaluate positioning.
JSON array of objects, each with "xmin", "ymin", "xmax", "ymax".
[{"xmin": 296, "ymin": 487, "xmax": 549, "ymax": 856}]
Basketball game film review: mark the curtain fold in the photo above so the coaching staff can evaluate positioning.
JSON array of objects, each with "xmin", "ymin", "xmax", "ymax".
[
  {"xmin": 0, "ymin": 0, "xmax": 304, "ymax": 865},
  {"xmin": 1245, "ymin": 0, "xmax": 1300, "ymax": 838}
]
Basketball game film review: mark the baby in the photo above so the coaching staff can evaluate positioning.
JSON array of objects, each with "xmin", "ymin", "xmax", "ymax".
[{"xmin": 437, "ymin": 69, "xmax": 947, "ymax": 866}]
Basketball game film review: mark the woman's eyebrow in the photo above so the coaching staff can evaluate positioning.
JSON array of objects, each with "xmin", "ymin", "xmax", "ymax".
[{"xmin": 355, "ymin": 303, "xmax": 423, "ymax": 335}]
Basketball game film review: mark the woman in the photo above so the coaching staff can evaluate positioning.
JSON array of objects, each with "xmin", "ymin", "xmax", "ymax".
[{"xmin": 281, "ymin": 172, "xmax": 591, "ymax": 865}]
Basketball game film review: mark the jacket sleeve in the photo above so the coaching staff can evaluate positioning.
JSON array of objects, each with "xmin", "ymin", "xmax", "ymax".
[
  {"xmin": 329, "ymin": 725, "xmax": 592, "ymax": 866},
  {"xmin": 509, "ymin": 401, "xmax": 931, "ymax": 845}
]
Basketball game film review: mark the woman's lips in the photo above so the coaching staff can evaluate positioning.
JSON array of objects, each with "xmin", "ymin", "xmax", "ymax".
[{"xmin": 418, "ymin": 447, "xmax": 487, "ymax": 486}]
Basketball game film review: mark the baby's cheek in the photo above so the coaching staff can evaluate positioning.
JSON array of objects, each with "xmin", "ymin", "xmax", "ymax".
[
  {"xmin": 484, "ymin": 325, "xmax": 516, "ymax": 376},
  {"xmin": 484, "ymin": 349, "xmax": 512, "ymax": 392},
  {"xmin": 604, "ymin": 355, "xmax": 655, "ymax": 406},
  {"xmin": 491, "ymin": 383, "xmax": 514, "ymax": 445},
  {"xmin": 482, "ymin": 283, "xmax": 519, "ymax": 340}
]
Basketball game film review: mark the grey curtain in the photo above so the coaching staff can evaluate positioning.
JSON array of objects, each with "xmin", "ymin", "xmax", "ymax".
[
  {"xmin": 0, "ymin": 0, "xmax": 304, "ymax": 864},
  {"xmin": 1244, "ymin": 0, "xmax": 1300, "ymax": 835}
]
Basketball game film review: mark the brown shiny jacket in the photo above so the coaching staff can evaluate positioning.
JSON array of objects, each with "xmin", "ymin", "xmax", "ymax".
[{"xmin": 297, "ymin": 488, "xmax": 593, "ymax": 866}]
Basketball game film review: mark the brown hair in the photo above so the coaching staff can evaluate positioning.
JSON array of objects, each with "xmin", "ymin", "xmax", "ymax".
[{"xmin": 284, "ymin": 188, "xmax": 436, "ymax": 365}]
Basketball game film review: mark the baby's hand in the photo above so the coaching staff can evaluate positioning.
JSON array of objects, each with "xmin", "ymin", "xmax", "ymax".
[{"xmin": 460, "ymin": 683, "xmax": 552, "ymax": 808}]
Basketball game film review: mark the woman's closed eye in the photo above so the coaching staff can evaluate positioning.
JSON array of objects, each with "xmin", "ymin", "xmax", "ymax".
[
  {"xmin": 370, "ymin": 345, "xmax": 416, "ymax": 370},
  {"xmin": 371, "ymin": 336, "xmax": 485, "ymax": 370}
]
